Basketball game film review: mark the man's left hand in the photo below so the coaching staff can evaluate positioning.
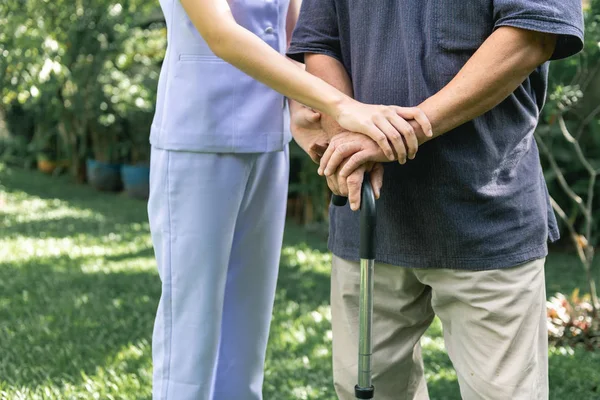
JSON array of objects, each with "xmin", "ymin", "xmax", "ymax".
[{"xmin": 289, "ymin": 101, "xmax": 329, "ymax": 164}]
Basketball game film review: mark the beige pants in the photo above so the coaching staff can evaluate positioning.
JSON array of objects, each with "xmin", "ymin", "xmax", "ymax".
[{"xmin": 331, "ymin": 256, "xmax": 548, "ymax": 400}]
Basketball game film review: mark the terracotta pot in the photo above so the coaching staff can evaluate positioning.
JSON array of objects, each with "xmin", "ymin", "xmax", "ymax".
[
  {"xmin": 37, "ymin": 158, "xmax": 71, "ymax": 174},
  {"xmin": 37, "ymin": 159, "xmax": 58, "ymax": 174}
]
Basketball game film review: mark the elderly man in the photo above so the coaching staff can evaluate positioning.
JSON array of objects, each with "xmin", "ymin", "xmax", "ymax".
[{"xmin": 287, "ymin": 1, "xmax": 584, "ymax": 399}]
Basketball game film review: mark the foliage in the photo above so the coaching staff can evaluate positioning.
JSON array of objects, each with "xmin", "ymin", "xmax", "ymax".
[
  {"xmin": 547, "ymin": 290, "xmax": 600, "ymax": 349},
  {"xmin": 289, "ymin": 142, "xmax": 331, "ymax": 226},
  {"xmin": 0, "ymin": 1, "xmax": 165, "ymax": 173},
  {"xmin": 536, "ymin": 2, "xmax": 600, "ymax": 334},
  {"xmin": 1, "ymin": 165, "xmax": 600, "ymax": 399},
  {"xmin": 541, "ymin": 2, "xmax": 600, "ymax": 245}
]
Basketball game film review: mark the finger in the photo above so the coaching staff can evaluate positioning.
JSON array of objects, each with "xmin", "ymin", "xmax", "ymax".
[
  {"xmin": 310, "ymin": 140, "xmax": 328, "ymax": 152},
  {"xmin": 369, "ymin": 163, "xmax": 384, "ymax": 199},
  {"xmin": 339, "ymin": 150, "xmax": 373, "ymax": 179},
  {"xmin": 374, "ymin": 116, "xmax": 407, "ymax": 164},
  {"xmin": 323, "ymin": 141, "xmax": 362, "ymax": 176},
  {"xmin": 309, "ymin": 141, "xmax": 329, "ymax": 164},
  {"xmin": 388, "ymin": 114, "xmax": 418, "ymax": 160},
  {"xmin": 318, "ymin": 141, "xmax": 337, "ymax": 175},
  {"xmin": 364, "ymin": 123, "xmax": 395, "ymax": 161},
  {"xmin": 394, "ymin": 106, "xmax": 433, "ymax": 137},
  {"xmin": 347, "ymin": 167, "xmax": 366, "ymax": 211},
  {"xmin": 326, "ymin": 173, "xmax": 340, "ymax": 195},
  {"xmin": 374, "ymin": 114, "xmax": 406, "ymax": 162},
  {"xmin": 336, "ymin": 159, "xmax": 351, "ymax": 197},
  {"xmin": 309, "ymin": 152, "xmax": 321, "ymax": 164}
]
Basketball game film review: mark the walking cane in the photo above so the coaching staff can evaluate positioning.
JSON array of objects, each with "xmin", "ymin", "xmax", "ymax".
[{"xmin": 332, "ymin": 171, "xmax": 376, "ymax": 399}]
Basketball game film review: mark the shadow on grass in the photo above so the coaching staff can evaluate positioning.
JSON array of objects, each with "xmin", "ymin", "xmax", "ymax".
[
  {"xmin": 0, "ymin": 254, "xmax": 159, "ymax": 390},
  {"xmin": 1, "ymin": 168, "xmax": 148, "ymax": 225},
  {"xmin": 1, "ymin": 214, "xmax": 109, "ymax": 239}
]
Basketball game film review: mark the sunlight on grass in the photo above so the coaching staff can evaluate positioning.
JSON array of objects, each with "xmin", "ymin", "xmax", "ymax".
[
  {"xmin": 0, "ymin": 340, "xmax": 153, "ymax": 400},
  {"xmin": 1, "ymin": 166, "xmax": 598, "ymax": 399}
]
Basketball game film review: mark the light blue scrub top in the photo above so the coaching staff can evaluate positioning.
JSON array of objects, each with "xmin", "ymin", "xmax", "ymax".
[{"xmin": 150, "ymin": 0, "xmax": 292, "ymax": 153}]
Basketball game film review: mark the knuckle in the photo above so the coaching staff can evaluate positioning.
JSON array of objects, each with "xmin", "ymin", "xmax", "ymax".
[
  {"xmin": 338, "ymin": 143, "xmax": 349, "ymax": 154},
  {"xmin": 348, "ymin": 176, "xmax": 361, "ymax": 186},
  {"xmin": 350, "ymin": 154, "xmax": 361, "ymax": 164}
]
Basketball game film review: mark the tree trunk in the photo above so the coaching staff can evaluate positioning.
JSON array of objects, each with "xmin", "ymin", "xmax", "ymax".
[{"xmin": 0, "ymin": 108, "xmax": 8, "ymax": 140}]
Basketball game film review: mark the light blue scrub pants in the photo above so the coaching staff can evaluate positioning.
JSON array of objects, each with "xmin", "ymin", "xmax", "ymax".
[{"xmin": 147, "ymin": 145, "xmax": 289, "ymax": 399}]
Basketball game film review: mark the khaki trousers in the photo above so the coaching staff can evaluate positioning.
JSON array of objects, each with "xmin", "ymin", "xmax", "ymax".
[{"xmin": 331, "ymin": 256, "xmax": 548, "ymax": 400}]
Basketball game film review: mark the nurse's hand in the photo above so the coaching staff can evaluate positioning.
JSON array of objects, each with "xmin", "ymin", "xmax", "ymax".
[
  {"xmin": 326, "ymin": 161, "xmax": 384, "ymax": 211},
  {"xmin": 335, "ymin": 100, "xmax": 433, "ymax": 164},
  {"xmin": 290, "ymin": 100, "xmax": 329, "ymax": 164}
]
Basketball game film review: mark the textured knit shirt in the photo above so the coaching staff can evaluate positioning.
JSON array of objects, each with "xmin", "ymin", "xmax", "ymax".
[{"xmin": 288, "ymin": 0, "xmax": 584, "ymax": 270}]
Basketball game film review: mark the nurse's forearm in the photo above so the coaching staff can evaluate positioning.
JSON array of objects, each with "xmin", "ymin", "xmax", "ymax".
[
  {"xmin": 180, "ymin": 0, "xmax": 351, "ymax": 119},
  {"xmin": 417, "ymin": 26, "xmax": 557, "ymax": 141},
  {"xmin": 304, "ymin": 54, "xmax": 354, "ymax": 138}
]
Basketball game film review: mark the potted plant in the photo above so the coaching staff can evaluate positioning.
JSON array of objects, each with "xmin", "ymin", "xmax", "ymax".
[
  {"xmin": 29, "ymin": 123, "xmax": 70, "ymax": 175},
  {"xmin": 86, "ymin": 122, "xmax": 124, "ymax": 192},
  {"xmin": 120, "ymin": 118, "xmax": 151, "ymax": 200}
]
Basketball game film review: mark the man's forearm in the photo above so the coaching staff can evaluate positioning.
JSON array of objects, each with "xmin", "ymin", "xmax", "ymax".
[
  {"xmin": 305, "ymin": 54, "xmax": 354, "ymax": 138},
  {"xmin": 418, "ymin": 26, "xmax": 557, "ymax": 142}
]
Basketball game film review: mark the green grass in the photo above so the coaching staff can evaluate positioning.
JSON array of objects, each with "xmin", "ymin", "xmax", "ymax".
[{"xmin": 1, "ymin": 164, "xmax": 599, "ymax": 399}]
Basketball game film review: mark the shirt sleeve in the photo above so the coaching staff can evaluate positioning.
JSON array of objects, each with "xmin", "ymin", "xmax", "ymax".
[
  {"xmin": 286, "ymin": 0, "xmax": 342, "ymax": 63},
  {"xmin": 493, "ymin": 0, "xmax": 584, "ymax": 60}
]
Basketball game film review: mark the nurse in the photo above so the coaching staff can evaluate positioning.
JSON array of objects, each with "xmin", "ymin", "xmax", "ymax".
[{"xmin": 147, "ymin": 0, "xmax": 432, "ymax": 399}]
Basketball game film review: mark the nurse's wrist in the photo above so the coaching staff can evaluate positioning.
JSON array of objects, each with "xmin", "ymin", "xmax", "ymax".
[{"xmin": 324, "ymin": 92, "xmax": 353, "ymax": 122}]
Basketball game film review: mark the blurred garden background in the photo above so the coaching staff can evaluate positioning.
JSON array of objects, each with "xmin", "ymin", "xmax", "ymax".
[{"xmin": 0, "ymin": 0, "xmax": 599, "ymax": 399}]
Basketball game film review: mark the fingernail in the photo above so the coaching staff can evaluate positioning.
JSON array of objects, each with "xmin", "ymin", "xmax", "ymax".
[
  {"xmin": 324, "ymin": 168, "xmax": 331, "ymax": 176},
  {"xmin": 318, "ymin": 168, "xmax": 323, "ymax": 175},
  {"xmin": 428, "ymin": 129, "xmax": 433, "ymax": 137}
]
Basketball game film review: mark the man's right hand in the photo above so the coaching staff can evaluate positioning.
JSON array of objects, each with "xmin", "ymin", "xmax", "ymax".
[
  {"xmin": 289, "ymin": 100, "xmax": 329, "ymax": 164},
  {"xmin": 326, "ymin": 160, "xmax": 384, "ymax": 211},
  {"xmin": 318, "ymin": 131, "xmax": 389, "ymax": 176}
]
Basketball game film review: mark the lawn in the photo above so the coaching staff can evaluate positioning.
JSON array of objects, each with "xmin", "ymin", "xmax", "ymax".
[{"xmin": 0, "ymin": 164, "xmax": 598, "ymax": 399}]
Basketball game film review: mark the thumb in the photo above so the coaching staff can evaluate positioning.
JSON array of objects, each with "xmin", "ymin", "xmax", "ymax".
[{"xmin": 305, "ymin": 110, "xmax": 321, "ymax": 123}]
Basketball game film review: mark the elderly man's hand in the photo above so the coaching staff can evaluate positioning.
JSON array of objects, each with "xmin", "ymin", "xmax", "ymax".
[
  {"xmin": 289, "ymin": 101, "xmax": 329, "ymax": 164},
  {"xmin": 318, "ymin": 131, "xmax": 390, "ymax": 178},
  {"xmin": 326, "ymin": 160, "xmax": 384, "ymax": 211}
]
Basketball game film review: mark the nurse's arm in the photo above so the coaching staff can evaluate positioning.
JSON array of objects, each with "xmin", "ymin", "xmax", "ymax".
[
  {"xmin": 179, "ymin": 0, "xmax": 432, "ymax": 162},
  {"xmin": 288, "ymin": 53, "xmax": 353, "ymax": 163}
]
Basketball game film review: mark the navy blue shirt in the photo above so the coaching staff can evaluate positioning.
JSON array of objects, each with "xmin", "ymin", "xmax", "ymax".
[{"xmin": 288, "ymin": 0, "xmax": 584, "ymax": 270}]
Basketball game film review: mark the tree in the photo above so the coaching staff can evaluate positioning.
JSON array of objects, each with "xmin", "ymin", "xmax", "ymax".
[{"xmin": 537, "ymin": 0, "xmax": 600, "ymax": 344}]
